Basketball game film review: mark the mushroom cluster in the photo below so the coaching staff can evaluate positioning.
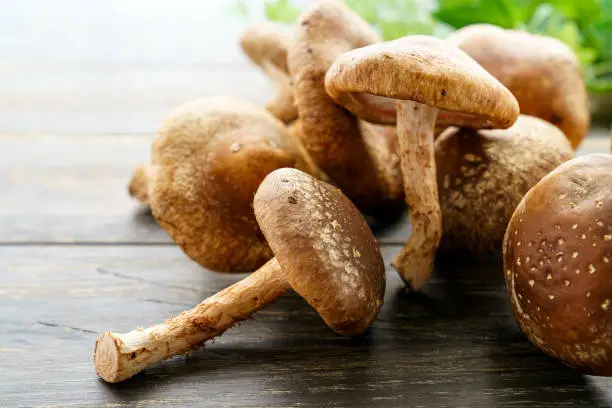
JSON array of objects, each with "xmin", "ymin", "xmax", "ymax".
[
  {"xmin": 97, "ymin": 168, "xmax": 385, "ymax": 382},
  {"xmin": 96, "ymin": 0, "xmax": 599, "ymax": 383}
]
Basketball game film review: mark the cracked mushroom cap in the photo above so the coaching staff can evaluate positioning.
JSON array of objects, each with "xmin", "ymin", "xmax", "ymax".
[
  {"xmin": 254, "ymin": 168, "xmax": 385, "ymax": 336},
  {"xmin": 325, "ymin": 35, "xmax": 519, "ymax": 130},
  {"xmin": 436, "ymin": 115, "xmax": 574, "ymax": 254},
  {"xmin": 448, "ymin": 24, "xmax": 590, "ymax": 149},
  {"xmin": 503, "ymin": 154, "xmax": 612, "ymax": 376},
  {"xmin": 240, "ymin": 22, "xmax": 297, "ymax": 123},
  {"xmin": 150, "ymin": 96, "xmax": 306, "ymax": 273},
  {"xmin": 288, "ymin": 0, "xmax": 403, "ymax": 213}
]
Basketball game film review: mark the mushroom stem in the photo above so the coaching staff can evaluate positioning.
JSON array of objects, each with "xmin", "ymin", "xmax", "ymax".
[
  {"xmin": 128, "ymin": 164, "xmax": 153, "ymax": 203},
  {"xmin": 94, "ymin": 258, "xmax": 289, "ymax": 383},
  {"xmin": 261, "ymin": 60, "xmax": 297, "ymax": 124},
  {"xmin": 392, "ymin": 100, "xmax": 442, "ymax": 290}
]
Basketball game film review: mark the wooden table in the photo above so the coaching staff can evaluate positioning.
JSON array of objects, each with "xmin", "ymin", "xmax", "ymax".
[{"xmin": 2, "ymin": 1, "xmax": 612, "ymax": 406}]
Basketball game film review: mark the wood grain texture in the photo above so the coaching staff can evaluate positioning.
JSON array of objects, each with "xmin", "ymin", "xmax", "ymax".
[
  {"xmin": 2, "ymin": 130, "xmax": 609, "ymax": 245},
  {"xmin": 2, "ymin": 245, "xmax": 612, "ymax": 407}
]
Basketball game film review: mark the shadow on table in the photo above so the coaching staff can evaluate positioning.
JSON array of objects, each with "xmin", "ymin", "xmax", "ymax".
[{"xmin": 97, "ymin": 250, "xmax": 611, "ymax": 407}]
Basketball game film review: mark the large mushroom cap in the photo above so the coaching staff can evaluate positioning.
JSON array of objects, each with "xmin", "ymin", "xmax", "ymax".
[
  {"xmin": 150, "ymin": 97, "xmax": 303, "ymax": 273},
  {"xmin": 448, "ymin": 24, "xmax": 589, "ymax": 149},
  {"xmin": 287, "ymin": 0, "xmax": 404, "ymax": 213},
  {"xmin": 436, "ymin": 115, "xmax": 574, "ymax": 254},
  {"xmin": 503, "ymin": 154, "xmax": 612, "ymax": 376},
  {"xmin": 254, "ymin": 168, "xmax": 385, "ymax": 336},
  {"xmin": 325, "ymin": 35, "xmax": 519, "ymax": 129}
]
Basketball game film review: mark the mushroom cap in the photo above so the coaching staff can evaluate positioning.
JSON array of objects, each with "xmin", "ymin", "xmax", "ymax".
[
  {"xmin": 240, "ymin": 22, "xmax": 292, "ymax": 73},
  {"xmin": 287, "ymin": 0, "xmax": 404, "ymax": 212},
  {"xmin": 150, "ymin": 96, "xmax": 304, "ymax": 273},
  {"xmin": 254, "ymin": 167, "xmax": 385, "ymax": 336},
  {"xmin": 448, "ymin": 24, "xmax": 590, "ymax": 149},
  {"xmin": 325, "ymin": 35, "xmax": 519, "ymax": 130},
  {"xmin": 503, "ymin": 154, "xmax": 612, "ymax": 376},
  {"xmin": 436, "ymin": 115, "xmax": 573, "ymax": 254}
]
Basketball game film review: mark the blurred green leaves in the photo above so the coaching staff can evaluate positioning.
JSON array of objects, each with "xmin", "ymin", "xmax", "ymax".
[{"xmin": 247, "ymin": 0, "xmax": 612, "ymax": 93}]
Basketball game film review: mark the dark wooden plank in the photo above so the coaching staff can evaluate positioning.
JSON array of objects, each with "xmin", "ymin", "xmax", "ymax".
[
  {"xmin": 1, "ymin": 244, "xmax": 612, "ymax": 407},
  {"xmin": 3, "ymin": 131, "xmax": 609, "ymax": 245},
  {"xmin": 0, "ymin": 133, "xmax": 170, "ymax": 243}
]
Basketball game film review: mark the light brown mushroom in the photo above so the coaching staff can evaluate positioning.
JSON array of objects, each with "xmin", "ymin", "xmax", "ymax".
[
  {"xmin": 436, "ymin": 115, "xmax": 574, "ymax": 254},
  {"xmin": 288, "ymin": 0, "xmax": 404, "ymax": 214},
  {"xmin": 94, "ymin": 168, "xmax": 386, "ymax": 383},
  {"xmin": 447, "ymin": 24, "xmax": 590, "ymax": 149},
  {"xmin": 240, "ymin": 22, "xmax": 298, "ymax": 124},
  {"xmin": 503, "ymin": 153, "xmax": 612, "ymax": 376},
  {"xmin": 325, "ymin": 35, "xmax": 519, "ymax": 289},
  {"xmin": 146, "ymin": 96, "xmax": 315, "ymax": 273}
]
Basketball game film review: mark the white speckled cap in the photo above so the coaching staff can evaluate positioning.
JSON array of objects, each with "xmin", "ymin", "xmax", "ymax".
[{"xmin": 254, "ymin": 168, "xmax": 385, "ymax": 336}]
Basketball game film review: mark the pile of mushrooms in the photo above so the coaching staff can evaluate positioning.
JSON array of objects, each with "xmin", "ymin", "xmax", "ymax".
[
  {"xmin": 95, "ymin": 0, "xmax": 604, "ymax": 383},
  {"xmin": 325, "ymin": 34, "xmax": 574, "ymax": 289}
]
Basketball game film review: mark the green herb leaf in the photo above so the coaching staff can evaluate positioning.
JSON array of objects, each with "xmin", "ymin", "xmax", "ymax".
[
  {"xmin": 433, "ymin": 0, "xmax": 533, "ymax": 29},
  {"xmin": 248, "ymin": 0, "xmax": 612, "ymax": 94},
  {"xmin": 264, "ymin": 0, "xmax": 300, "ymax": 23}
]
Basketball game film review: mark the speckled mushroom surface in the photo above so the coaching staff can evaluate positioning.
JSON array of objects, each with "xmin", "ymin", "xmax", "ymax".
[
  {"xmin": 288, "ymin": 0, "xmax": 403, "ymax": 213},
  {"xmin": 324, "ymin": 35, "xmax": 520, "ymax": 129},
  {"xmin": 503, "ymin": 154, "xmax": 612, "ymax": 376},
  {"xmin": 240, "ymin": 22, "xmax": 297, "ymax": 123},
  {"xmin": 94, "ymin": 168, "xmax": 385, "ymax": 383},
  {"xmin": 254, "ymin": 168, "xmax": 385, "ymax": 335},
  {"xmin": 324, "ymin": 34, "xmax": 519, "ymax": 290},
  {"xmin": 149, "ymin": 96, "xmax": 306, "ymax": 273},
  {"xmin": 448, "ymin": 24, "xmax": 590, "ymax": 149},
  {"xmin": 437, "ymin": 115, "xmax": 574, "ymax": 254}
]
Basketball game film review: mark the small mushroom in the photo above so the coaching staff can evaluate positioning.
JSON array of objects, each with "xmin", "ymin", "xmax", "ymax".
[
  {"xmin": 288, "ymin": 0, "xmax": 404, "ymax": 214},
  {"xmin": 325, "ymin": 35, "xmax": 519, "ymax": 289},
  {"xmin": 240, "ymin": 22, "xmax": 298, "ymax": 124},
  {"xmin": 503, "ymin": 154, "xmax": 612, "ymax": 376},
  {"xmin": 436, "ymin": 115, "xmax": 574, "ymax": 254},
  {"xmin": 447, "ymin": 24, "xmax": 590, "ymax": 149},
  {"xmin": 149, "ymin": 96, "xmax": 314, "ymax": 273},
  {"xmin": 94, "ymin": 168, "xmax": 385, "ymax": 383}
]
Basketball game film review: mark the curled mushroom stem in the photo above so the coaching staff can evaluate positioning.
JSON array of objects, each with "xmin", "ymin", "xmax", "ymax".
[
  {"xmin": 261, "ymin": 60, "xmax": 298, "ymax": 124},
  {"xmin": 94, "ymin": 258, "xmax": 289, "ymax": 383},
  {"xmin": 391, "ymin": 100, "xmax": 442, "ymax": 290},
  {"xmin": 128, "ymin": 164, "xmax": 154, "ymax": 204}
]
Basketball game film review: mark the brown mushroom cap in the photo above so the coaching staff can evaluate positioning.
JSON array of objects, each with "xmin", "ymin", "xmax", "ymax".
[
  {"xmin": 503, "ymin": 153, "xmax": 612, "ymax": 376},
  {"xmin": 436, "ymin": 115, "xmax": 574, "ymax": 254},
  {"xmin": 240, "ymin": 22, "xmax": 297, "ymax": 124},
  {"xmin": 447, "ymin": 24, "xmax": 590, "ymax": 149},
  {"xmin": 288, "ymin": 0, "xmax": 404, "ymax": 213},
  {"xmin": 254, "ymin": 167, "xmax": 385, "ymax": 335},
  {"xmin": 324, "ymin": 35, "xmax": 519, "ymax": 130},
  {"xmin": 150, "ymin": 96, "xmax": 305, "ymax": 273}
]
